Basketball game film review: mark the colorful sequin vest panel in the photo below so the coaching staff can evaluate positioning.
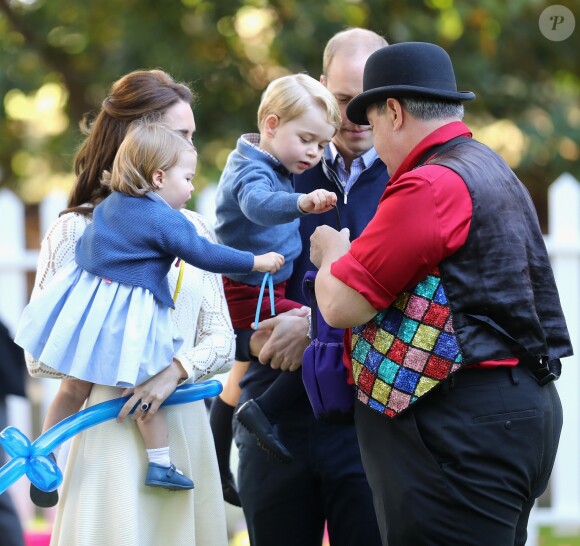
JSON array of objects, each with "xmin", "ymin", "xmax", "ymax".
[{"xmin": 351, "ymin": 267, "xmax": 463, "ymax": 418}]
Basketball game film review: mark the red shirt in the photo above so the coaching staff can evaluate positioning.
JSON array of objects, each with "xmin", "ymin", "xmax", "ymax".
[{"xmin": 332, "ymin": 122, "xmax": 517, "ymax": 376}]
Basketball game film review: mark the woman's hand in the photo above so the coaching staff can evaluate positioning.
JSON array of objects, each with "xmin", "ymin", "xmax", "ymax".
[{"xmin": 117, "ymin": 358, "xmax": 187, "ymax": 423}]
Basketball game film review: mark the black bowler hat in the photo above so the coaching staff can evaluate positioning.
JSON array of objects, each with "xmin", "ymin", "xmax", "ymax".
[{"xmin": 346, "ymin": 42, "xmax": 475, "ymax": 125}]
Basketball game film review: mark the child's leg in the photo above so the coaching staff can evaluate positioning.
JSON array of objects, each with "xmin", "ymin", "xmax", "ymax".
[
  {"xmin": 228, "ymin": 281, "xmax": 302, "ymax": 462},
  {"xmin": 242, "ymin": 286, "xmax": 305, "ymax": 424},
  {"xmin": 209, "ymin": 360, "xmax": 248, "ymax": 506},
  {"xmin": 235, "ymin": 372, "xmax": 299, "ymax": 464},
  {"xmin": 135, "ymin": 409, "xmax": 169, "ymax": 450},
  {"xmin": 221, "ymin": 360, "xmax": 248, "ymax": 407},
  {"xmin": 136, "ymin": 409, "xmax": 194, "ymax": 491},
  {"xmin": 210, "ymin": 360, "xmax": 248, "ymax": 476},
  {"xmin": 30, "ymin": 378, "xmax": 93, "ymax": 508},
  {"xmin": 42, "ymin": 378, "xmax": 93, "ymax": 432}
]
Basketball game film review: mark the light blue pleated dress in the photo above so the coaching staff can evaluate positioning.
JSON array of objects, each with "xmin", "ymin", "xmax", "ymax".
[{"xmin": 16, "ymin": 259, "xmax": 183, "ymax": 389}]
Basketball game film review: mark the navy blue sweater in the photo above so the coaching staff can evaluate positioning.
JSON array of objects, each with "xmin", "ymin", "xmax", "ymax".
[{"xmin": 75, "ymin": 192, "xmax": 254, "ymax": 308}]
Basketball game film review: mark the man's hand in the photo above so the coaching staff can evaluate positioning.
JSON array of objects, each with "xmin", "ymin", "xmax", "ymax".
[
  {"xmin": 252, "ymin": 307, "xmax": 311, "ymax": 372},
  {"xmin": 310, "ymin": 225, "xmax": 377, "ymax": 328},
  {"xmin": 309, "ymin": 226, "xmax": 350, "ymax": 269}
]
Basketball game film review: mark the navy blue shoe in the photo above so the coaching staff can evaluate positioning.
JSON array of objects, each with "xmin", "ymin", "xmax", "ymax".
[
  {"xmin": 145, "ymin": 463, "xmax": 194, "ymax": 491},
  {"xmin": 235, "ymin": 399, "xmax": 293, "ymax": 463},
  {"xmin": 30, "ymin": 453, "xmax": 59, "ymax": 507}
]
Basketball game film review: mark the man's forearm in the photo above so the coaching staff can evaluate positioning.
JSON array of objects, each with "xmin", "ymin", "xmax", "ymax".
[{"xmin": 315, "ymin": 261, "xmax": 377, "ymax": 329}]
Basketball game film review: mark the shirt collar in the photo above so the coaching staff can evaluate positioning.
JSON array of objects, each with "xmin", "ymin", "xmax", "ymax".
[
  {"xmin": 391, "ymin": 121, "xmax": 472, "ymax": 181},
  {"xmin": 241, "ymin": 133, "xmax": 290, "ymax": 177},
  {"xmin": 327, "ymin": 141, "xmax": 379, "ymax": 169},
  {"xmin": 242, "ymin": 133, "xmax": 278, "ymax": 163}
]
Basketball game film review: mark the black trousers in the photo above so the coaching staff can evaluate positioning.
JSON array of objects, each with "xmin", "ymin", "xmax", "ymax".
[
  {"xmin": 234, "ymin": 408, "xmax": 381, "ymax": 546},
  {"xmin": 355, "ymin": 365, "xmax": 563, "ymax": 546}
]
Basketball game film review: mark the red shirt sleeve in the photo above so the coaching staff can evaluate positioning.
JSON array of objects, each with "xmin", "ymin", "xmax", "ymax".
[{"xmin": 332, "ymin": 164, "xmax": 472, "ymax": 311}]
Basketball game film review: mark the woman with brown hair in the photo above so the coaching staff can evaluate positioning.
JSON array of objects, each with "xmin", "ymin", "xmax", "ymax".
[{"xmin": 26, "ymin": 69, "xmax": 232, "ymax": 546}]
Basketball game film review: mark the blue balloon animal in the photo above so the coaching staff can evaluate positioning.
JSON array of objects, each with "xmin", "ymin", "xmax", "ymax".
[{"xmin": 0, "ymin": 380, "xmax": 222, "ymax": 495}]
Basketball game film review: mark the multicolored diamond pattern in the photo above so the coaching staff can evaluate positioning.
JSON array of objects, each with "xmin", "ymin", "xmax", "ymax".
[{"xmin": 351, "ymin": 268, "xmax": 463, "ymax": 417}]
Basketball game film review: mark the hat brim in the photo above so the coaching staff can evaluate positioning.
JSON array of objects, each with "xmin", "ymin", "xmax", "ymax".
[{"xmin": 346, "ymin": 86, "xmax": 476, "ymax": 125}]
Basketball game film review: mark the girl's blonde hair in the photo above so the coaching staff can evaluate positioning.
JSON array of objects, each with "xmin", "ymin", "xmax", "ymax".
[
  {"xmin": 257, "ymin": 73, "xmax": 342, "ymax": 133},
  {"xmin": 102, "ymin": 120, "xmax": 195, "ymax": 196}
]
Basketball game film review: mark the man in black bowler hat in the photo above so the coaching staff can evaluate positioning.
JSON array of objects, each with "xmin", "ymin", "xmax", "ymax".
[{"xmin": 310, "ymin": 41, "xmax": 572, "ymax": 545}]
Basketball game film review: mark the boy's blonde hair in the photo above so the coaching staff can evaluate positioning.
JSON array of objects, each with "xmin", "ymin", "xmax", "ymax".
[
  {"xmin": 102, "ymin": 119, "xmax": 195, "ymax": 196},
  {"xmin": 257, "ymin": 73, "xmax": 342, "ymax": 133}
]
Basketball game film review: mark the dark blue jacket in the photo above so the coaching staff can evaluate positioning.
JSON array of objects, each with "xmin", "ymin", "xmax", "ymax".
[{"xmin": 286, "ymin": 156, "xmax": 389, "ymax": 304}]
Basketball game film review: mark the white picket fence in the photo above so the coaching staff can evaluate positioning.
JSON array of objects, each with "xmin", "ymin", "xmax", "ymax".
[{"xmin": 0, "ymin": 175, "xmax": 579, "ymax": 544}]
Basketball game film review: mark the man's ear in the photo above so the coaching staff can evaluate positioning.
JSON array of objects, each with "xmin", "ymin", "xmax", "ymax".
[
  {"xmin": 386, "ymin": 98, "xmax": 404, "ymax": 130},
  {"xmin": 263, "ymin": 114, "xmax": 280, "ymax": 138},
  {"xmin": 152, "ymin": 169, "xmax": 164, "ymax": 188}
]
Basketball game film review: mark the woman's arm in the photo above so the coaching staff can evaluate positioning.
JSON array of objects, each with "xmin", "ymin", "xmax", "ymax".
[{"xmin": 117, "ymin": 358, "xmax": 186, "ymax": 422}]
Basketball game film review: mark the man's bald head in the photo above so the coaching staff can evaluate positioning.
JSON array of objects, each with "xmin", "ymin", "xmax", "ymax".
[{"xmin": 322, "ymin": 28, "xmax": 388, "ymax": 77}]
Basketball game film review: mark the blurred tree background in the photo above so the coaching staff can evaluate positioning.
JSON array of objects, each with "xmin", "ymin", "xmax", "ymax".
[{"xmin": 0, "ymin": 0, "xmax": 578, "ymax": 228}]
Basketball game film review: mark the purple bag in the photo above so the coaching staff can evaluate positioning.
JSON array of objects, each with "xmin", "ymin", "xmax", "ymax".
[{"xmin": 302, "ymin": 270, "xmax": 354, "ymax": 423}]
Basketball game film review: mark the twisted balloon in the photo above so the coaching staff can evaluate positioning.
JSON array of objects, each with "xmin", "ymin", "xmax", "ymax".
[{"xmin": 0, "ymin": 380, "xmax": 222, "ymax": 495}]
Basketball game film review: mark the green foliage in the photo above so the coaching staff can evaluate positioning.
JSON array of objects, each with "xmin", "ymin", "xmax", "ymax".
[{"xmin": 0, "ymin": 0, "xmax": 578, "ymax": 223}]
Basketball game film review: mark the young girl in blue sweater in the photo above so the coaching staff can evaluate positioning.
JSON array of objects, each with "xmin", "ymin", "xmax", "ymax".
[{"xmin": 16, "ymin": 121, "xmax": 283, "ymax": 506}]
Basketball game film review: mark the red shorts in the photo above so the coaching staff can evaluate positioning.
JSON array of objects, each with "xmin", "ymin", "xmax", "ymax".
[{"xmin": 223, "ymin": 277, "xmax": 302, "ymax": 329}]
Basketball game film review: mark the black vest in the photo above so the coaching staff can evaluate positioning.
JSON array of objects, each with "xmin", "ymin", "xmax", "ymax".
[{"xmin": 432, "ymin": 138, "xmax": 572, "ymax": 364}]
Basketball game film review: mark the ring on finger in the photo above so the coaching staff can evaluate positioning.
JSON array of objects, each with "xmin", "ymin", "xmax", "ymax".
[{"xmin": 140, "ymin": 402, "xmax": 151, "ymax": 412}]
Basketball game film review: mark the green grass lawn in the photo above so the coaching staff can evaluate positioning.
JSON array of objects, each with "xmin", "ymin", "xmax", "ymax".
[{"xmin": 540, "ymin": 527, "xmax": 580, "ymax": 545}]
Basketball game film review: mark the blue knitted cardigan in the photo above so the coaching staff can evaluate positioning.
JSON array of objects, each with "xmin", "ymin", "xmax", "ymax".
[{"xmin": 75, "ymin": 192, "xmax": 254, "ymax": 308}]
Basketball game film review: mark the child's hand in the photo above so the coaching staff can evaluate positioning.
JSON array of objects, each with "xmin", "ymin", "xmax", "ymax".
[
  {"xmin": 253, "ymin": 252, "xmax": 285, "ymax": 273},
  {"xmin": 298, "ymin": 189, "xmax": 337, "ymax": 214}
]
